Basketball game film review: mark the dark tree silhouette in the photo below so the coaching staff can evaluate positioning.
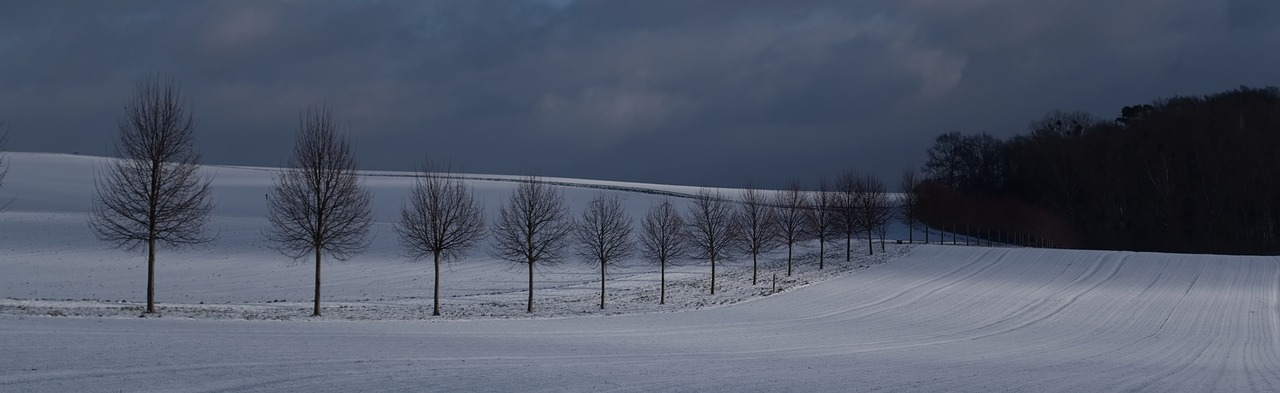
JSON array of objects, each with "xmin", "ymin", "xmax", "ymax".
[
  {"xmin": 738, "ymin": 185, "xmax": 779, "ymax": 285},
  {"xmin": 851, "ymin": 173, "xmax": 893, "ymax": 255},
  {"xmin": 491, "ymin": 176, "xmax": 574, "ymax": 313},
  {"xmin": 638, "ymin": 199, "xmax": 687, "ymax": 304},
  {"xmin": 899, "ymin": 168, "xmax": 920, "ymax": 244},
  {"xmin": 396, "ymin": 160, "xmax": 485, "ymax": 316},
  {"xmin": 774, "ymin": 181, "xmax": 811, "ymax": 276},
  {"xmin": 809, "ymin": 178, "xmax": 836, "ymax": 269},
  {"xmin": 90, "ymin": 75, "xmax": 214, "ymax": 315},
  {"xmin": 574, "ymin": 193, "xmax": 635, "ymax": 309},
  {"xmin": 924, "ymin": 131, "xmax": 1006, "ymax": 193},
  {"xmin": 834, "ymin": 171, "xmax": 861, "ymax": 261},
  {"xmin": 686, "ymin": 188, "xmax": 737, "ymax": 294},
  {"xmin": 266, "ymin": 104, "xmax": 373, "ymax": 317},
  {"xmin": 916, "ymin": 86, "xmax": 1280, "ymax": 254},
  {"xmin": 876, "ymin": 203, "xmax": 892, "ymax": 253}
]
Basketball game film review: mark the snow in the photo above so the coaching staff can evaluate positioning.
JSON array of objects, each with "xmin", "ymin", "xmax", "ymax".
[
  {"xmin": 2, "ymin": 152, "xmax": 1279, "ymax": 391},
  {"xmin": 0, "ymin": 152, "xmax": 905, "ymax": 319}
]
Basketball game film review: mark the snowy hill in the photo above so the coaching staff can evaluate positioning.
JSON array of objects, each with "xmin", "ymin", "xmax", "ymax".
[
  {"xmin": 2, "ymin": 152, "xmax": 1278, "ymax": 391},
  {"xmin": 0, "ymin": 152, "xmax": 906, "ymax": 318}
]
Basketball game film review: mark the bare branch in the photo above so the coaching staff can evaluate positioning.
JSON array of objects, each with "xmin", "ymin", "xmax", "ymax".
[
  {"xmin": 89, "ymin": 74, "xmax": 214, "ymax": 314},
  {"xmin": 266, "ymin": 104, "xmax": 373, "ymax": 316},
  {"xmin": 686, "ymin": 188, "xmax": 737, "ymax": 294},
  {"xmin": 490, "ymin": 175, "xmax": 573, "ymax": 313},
  {"xmin": 397, "ymin": 160, "xmax": 486, "ymax": 262},
  {"xmin": 737, "ymin": 185, "xmax": 779, "ymax": 285},
  {"xmin": 835, "ymin": 171, "xmax": 860, "ymax": 261},
  {"xmin": 899, "ymin": 167, "xmax": 921, "ymax": 244},
  {"xmin": 638, "ymin": 199, "xmax": 687, "ymax": 304},
  {"xmin": 774, "ymin": 181, "xmax": 811, "ymax": 276},
  {"xmin": 848, "ymin": 172, "xmax": 893, "ymax": 256},
  {"xmin": 574, "ymin": 193, "xmax": 634, "ymax": 309},
  {"xmin": 396, "ymin": 159, "xmax": 485, "ymax": 316},
  {"xmin": 809, "ymin": 178, "xmax": 836, "ymax": 269}
]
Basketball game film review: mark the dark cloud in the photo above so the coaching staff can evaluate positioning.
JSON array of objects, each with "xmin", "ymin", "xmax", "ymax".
[{"xmin": 1, "ymin": 0, "xmax": 1278, "ymax": 187}]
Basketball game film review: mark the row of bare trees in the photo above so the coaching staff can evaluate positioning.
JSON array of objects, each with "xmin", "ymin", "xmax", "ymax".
[
  {"xmin": 86, "ymin": 76, "xmax": 376, "ymax": 316},
  {"xmin": 83, "ymin": 75, "xmax": 915, "ymax": 317},
  {"xmin": 483, "ymin": 176, "xmax": 906, "ymax": 313}
]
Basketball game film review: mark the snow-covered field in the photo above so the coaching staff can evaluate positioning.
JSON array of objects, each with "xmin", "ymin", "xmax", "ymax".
[
  {"xmin": 0, "ymin": 152, "xmax": 905, "ymax": 320},
  {"xmin": 2, "ymin": 152, "xmax": 1279, "ymax": 391}
]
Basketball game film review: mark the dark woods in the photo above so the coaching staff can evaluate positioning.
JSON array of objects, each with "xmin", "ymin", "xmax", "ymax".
[{"xmin": 917, "ymin": 86, "xmax": 1280, "ymax": 255}]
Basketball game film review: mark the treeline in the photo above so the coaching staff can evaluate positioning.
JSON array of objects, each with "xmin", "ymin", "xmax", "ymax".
[
  {"xmin": 918, "ymin": 86, "xmax": 1280, "ymax": 255},
  {"xmin": 74, "ymin": 74, "xmax": 919, "ymax": 317}
]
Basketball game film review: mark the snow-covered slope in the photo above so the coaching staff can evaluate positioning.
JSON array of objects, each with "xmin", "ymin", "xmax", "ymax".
[
  {"xmin": 3, "ymin": 152, "xmax": 1279, "ymax": 391},
  {"xmin": 4, "ymin": 246, "xmax": 1279, "ymax": 391}
]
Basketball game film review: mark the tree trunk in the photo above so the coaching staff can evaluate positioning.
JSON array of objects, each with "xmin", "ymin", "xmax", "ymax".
[
  {"xmin": 845, "ymin": 233, "xmax": 851, "ymax": 261},
  {"xmin": 146, "ymin": 162, "xmax": 159, "ymax": 315},
  {"xmin": 313, "ymin": 247, "xmax": 322, "ymax": 317},
  {"xmin": 600, "ymin": 259, "xmax": 606, "ymax": 310},
  {"xmin": 819, "ymin": 238, "xmax": 825, "ymax": 270},
  {"xmin": 527, "ymin": 259, "xmax": 534, "ymax": 313},
  {"xmin": 752, "ymin": 252, "xmax": 758, "ymax": 285},
  {"xmin": 432, "ymin": 251, "xmax": 441, "ymax": 316},
  {"xmin": 867, "ymin": 230, "xmax": 874, "ymax": 256},
  {"xmin": 925, "ymin": 225, "xmax": 930, "ymax": 244},
  {"xmin": 660, "ymin": 257, "xmax": 666, "ymax": 305},
  {"xmin": 908, "ymin": 221, "xmax": 914, "ymax": 244},
  {"xmin": 710, "ymin": 256, "xmax": 716, "ymax": 295},
  {"xmin": 786, "ymin": 243, "xmax": 793, "ymax": 276},
  {"xmin": 146, "ymin": 237, "xmax": 156, "ymax": 314}
]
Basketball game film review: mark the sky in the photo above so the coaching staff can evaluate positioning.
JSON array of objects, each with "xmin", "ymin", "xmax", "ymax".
[{"xmin": 1, "ymin": 0, "xmax": 1278, "ymax": 188}]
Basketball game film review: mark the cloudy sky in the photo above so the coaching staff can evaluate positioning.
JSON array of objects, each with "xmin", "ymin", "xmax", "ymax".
[{"xmin": 2, "ymin": 1, "xmax": 1278, "ymax": 187}]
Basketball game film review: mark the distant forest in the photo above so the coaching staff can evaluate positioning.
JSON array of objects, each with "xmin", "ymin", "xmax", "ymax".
[{"xmin": 916, "ymin": 86, "xmax": 1280, "ymax": 255}]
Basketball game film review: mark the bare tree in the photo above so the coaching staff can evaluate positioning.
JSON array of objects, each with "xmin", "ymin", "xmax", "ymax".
[
  {"xmin": 90, "ymin": 75, "xmax": 214, "ymax": 315},
  {"xmin": 686, "ymin": 188, "xmax": 737, "ymax": 294},
  {"xmin": 851, "ymin": 173, "xmax": 893, "ymax": 256},
  {"xmin": 872, "ymin": 186, "xmax": 894, "ymax": 253},
  {"xmin": 899, "ymin": 167, "xmax": 920, "ymax": 244},
  {"xmin": 574, "ymin": 193, "xmax": 635, "ymax": 309},
  {"xmin": 876, "ymin": 206, "xmax": 892, "ymax": 253},
  {"xmin": 809, "ymin": 178, "xmax": 836, "ymax": 269},
  {"xmin": 396, "ymin": 160, "xmax": 485, "ymax": 316},
  {"xmin": 835, "ymin": 171, "xmax": 860, "ymax": 261},
  {"xmin": 491, "ymin": 176, "xmax": 574, "ymax": 313},
  {"xmin": 638, "ymin": 199, "xmax": 687, "ymax": 304},
  {"xmin": 774, "ymin": 181, "xmax": 810, "ymax": 276},
  {"xmin": 266, "ymin": 104, "xmax": 374, "ymax": 317},
  {"xmin": 738, "ymin": 185, "xmax": 779, "ymax": 285}
]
